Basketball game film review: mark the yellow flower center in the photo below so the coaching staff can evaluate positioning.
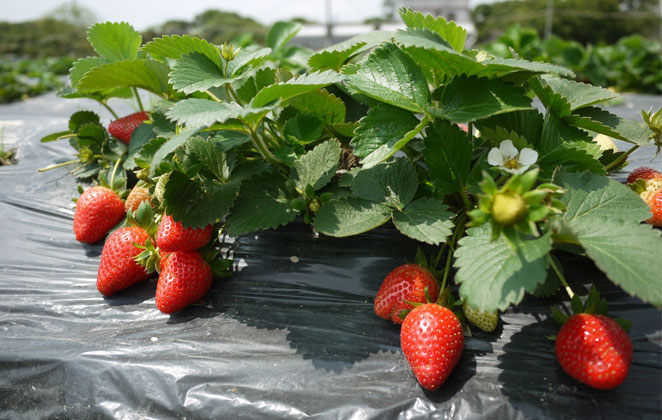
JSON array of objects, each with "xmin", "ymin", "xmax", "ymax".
[{"xmin": 503, "ymin": 157, "xmax": 521, "ymax": 170}]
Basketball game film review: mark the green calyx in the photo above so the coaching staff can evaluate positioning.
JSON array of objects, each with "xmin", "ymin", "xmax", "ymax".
[{"xmin": 491, "ymin": 191, "xmax": 526, "ymax": 226}]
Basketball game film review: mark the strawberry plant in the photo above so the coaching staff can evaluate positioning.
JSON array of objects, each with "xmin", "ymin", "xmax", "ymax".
[{"xmin": 41, "ymin": 7, "xmax": 661, "ymax": 390}]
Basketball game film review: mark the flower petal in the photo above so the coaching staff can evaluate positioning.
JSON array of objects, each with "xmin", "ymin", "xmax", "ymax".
[
  {"xmin": 487, "ymin": 147, "xmax": 504, "ymax": 166},
  {"xmin": 511, "ymin": 165, "xmax": 529, "ymax": 174},
  {"xmin": 519, "ymin": 148, "xmax": 539, "ymax": 165},
  {"xmin": 499, "ymin": 140, "xmax": 518, "ymax": 158}
]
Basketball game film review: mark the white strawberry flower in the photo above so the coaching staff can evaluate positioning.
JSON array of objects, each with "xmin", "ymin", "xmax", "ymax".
[{"xmin": 487, "ymin": 140, "xmax": 538, "ymax": 174}]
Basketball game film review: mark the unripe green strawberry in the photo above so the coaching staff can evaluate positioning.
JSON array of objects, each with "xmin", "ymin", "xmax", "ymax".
[
  {"xmin": 153, "ymin": 172, "xmax": 171, "ymax": 203},
  {"xmin": 491, "ymin": 191, "xmax": 526, "ymax": 226},
  {"xmin": 462, "ymin": 302, "xmax": 498, "ymax": 332}
]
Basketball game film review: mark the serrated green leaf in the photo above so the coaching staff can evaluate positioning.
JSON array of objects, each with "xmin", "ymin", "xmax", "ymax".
[
  {"xmin": 537, "ymin": 111, "xmax": 591, "ymax": 155},
  {"xmin": 140, "ymin": 34, "xmax": 223, "ymax": 68},
  {"xmin": 150, "ymin": 128, "xmax": 198, "ymax": 171},
  {"xmin": 352, "ymin": 158, "xmax": 417, "ymax": 210},
  {"xmin": 480, "ymin": 57, "xmax": 575, "ymax": 79},
  {"xmin": 166, "ymin": 99, "xmax": 271, "ymax": 128},
  {"xmin": 538, "ymin": 141, "xmax": 605, "ymax": 176},
  {"xmin": 423, "ymin": 119, "xmax": 472, "ymax": 194},
  {"xmin": 267, "ymin": 21, "xmax": 302, "ymax": 52},
  {"xmin": 454, "ymin": 225, "xmax": 552, "ymax": 312},
  {"xmin": 124, "ymin": 124, "xmax": 155, "ymax": 169},
  {"xmin": 69, "ymin": 111, "xmax": 101, "ymax": 132},
  {"xmin": 225, "ymin": 174, "xmax": 298, "ymax": 237},
  {"xmin": 351, "ymin": 104, "xmax": 421, "ymax": 166},
  {"xmin": 87, "ymin": 22, "xmax": 141, "ymax": 62},
  {"xmin": 564, "ymin": 107, "xmax": 653, "ymax": 146},
  {"xmin": 344, "ymin": 42, "xmax": 430, "ymax": 113},
  {"xmin": 227, "ymin": 47, "xmax": 272, "ymax": 76},
  {"xmin": 77, "ymin": 59, "xmax": 171, "ymax": 96},
  {"xmin": 313, "ymin": 197, "xmax": 392, "ymax": 237},
  {"xmin": 329, "ymin": 122, "xmax": 360, "ymax": 138},
  {"xmin": 535, "ymin": 75, "xmax": 618, "ymax": 112},
  {"xmin": 290, "ymin": 139, "xmax": 342, "ymax": 192},
  {"xmin": 209, "ymin": 130, "xmax": 252, "ymax": 152},
  {"xmin": 163, "ymin": 171, "xmax": 240, "ymax": 229},
  {"xmin": 235, "ymin": 67, "xmax": 277, "ymax": 104},
  {"xmin": 529, "ymin": 78, "xmax": 573, "ymax": 118},
  {"xmin": 186, "ymin": 136, "xmax": 234, "ymax": 181},
  {"xmin": 252, "ymin": 70, "xmax": 346, "ymax": 108},
  {"xmin": 286, "ymin": 89, "xmax": 346, "ymax": 124},
  {"xmin": 308, "ymin": 31, "xmax": 394, "ymax": 71},
  {"xmin": 392, "ymin": 198, "xmax": 454, "ymax": 245},
  {"xmin": 170, "ymin": 52, "xmax": 234, "ymax": 94},
  {"xmin": 399, "ymin": 7, "xmax": 466, "ymax": 52},
  {"xmin": 475, "ymin": 109, "xmax": 544, "ymax": 147},
  {"xmin": 283, "ymin": 113, "xmax": 324, "ymax": 145},
  {"xmin": 432, "ymin": 75, "xmax": 532, "ymax": 123},
  {"xmin": 69, "ymin": 57, "xmax": 107, "ymax": 89}
]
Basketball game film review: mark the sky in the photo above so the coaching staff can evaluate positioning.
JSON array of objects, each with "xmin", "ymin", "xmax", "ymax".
[{"xmin": 2, "ymin": 0, "xmax": 494, "ymax": 30}]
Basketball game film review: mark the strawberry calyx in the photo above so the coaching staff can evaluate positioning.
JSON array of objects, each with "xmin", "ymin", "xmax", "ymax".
[{"xmin": 551, "ymin": 286, "xmax": 631, "ymax": 333}]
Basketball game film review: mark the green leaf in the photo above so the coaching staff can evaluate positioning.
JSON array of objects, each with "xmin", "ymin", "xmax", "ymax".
[
  {"xmin": 170, "ymin": 52, "xmax": 234, "ymax": 94},
  {"xmin": 69, "ymin": 111, "xmax": 101, "ymax": 132},
  {"xmin": 481, "ymin": 57, "xmax": 575, "ymax": 79},
  {"xmin": 351, "ymin": 104, "xmax": 421, "ymax": 166},
  {"xmin": 286, "ymin": 89, "xmax": 346, "ymax": 124},
  {"xmin": 392, "ymin": 198, "xmax": 455, "ymax": 245},
  {"xmin": 475, "ymin": 109, "xmax": 544, "ymax": 147},
  {"xmin": 432, "ymin": 75, "xmax": 533, "ymax": 123},
  {"xmin": 399, "ymin": 7, "xmax": 466, "ymax": 52},
  {"xmin": 314, "ymin": 197, "xmax": 392, "ymax": 237},
  {"xmin": 308, "ymin": 31, "xmax": 394, "ymax": 71},
  {"xmin": 564, "ymin": 107, "xmax": 653, "ymax": 146},
  {"xmin": 283, "ymin": 113, "xmax": 324, "ymax": 145},
  {"xmin": 344, "ymin": 42, "xmax": 430, "ymax": 113},
  {"xmin": 423, "ymin": 119, "xmax": 472, "ymax": 194},
  {"xmin": 533, "ymin": 75, "xmax": 618, "ymax": 113},
  {"xmin": 252, "ymin": 70, "xmax": 346, "ymax": 108},
  {"xmin": 235, "ymin": 67, "xmax": 277, "ymax": 104},
  {"xmin": 124, "ymin": 124, "xmax": 155, "ymax": 169},
  {"xmin": 352, "ymin": 158, "xmax": 417, "ymax": 210},
  {"xmin": 329, "ymin": 122, "xmax": 360, "ymax": 138},
  {"xmin": 140, "ymin": 34, "xmax": 222, "ymax": 68},
  {"xmin": 87, "ymin": 22, "xmax": 141, "ymax": 62},
  {"xmin": 227, "ymin": 47, "xmax": 272, "ymax": 76},
  {"xmin": 225, "ymin": 174, "xmax": 298, "ymax": 237},
  {"xmin": 209, "ymin": 130, "xmax": 252, "ymax": 152},
  {"xmin": 150, "ymin": 128, "xmax": 198, "ymax": 171},
  {"xmin": 166, "ymin": 99, "xmax": 271, "ymax": 128},
  {"xmin": 454, "ymin": 225, "xmax": 553, "ymax": 311},
  {"xmin": 267, "ymin": 21, "xmax": 302, "ymax": 52},
  {"xmin": 77, "ymin": 59, "xmax": 171, "ymax": 96},
  {"xmin": 186, "ymin": 136, "xmax": 234, "ymax": 181},
  {"xmin": 69, "ymin": 57, "xmax": 107, "ymax": 89},
  {"xmin": 40, "ymin": 131, "xmax": 72, "ymax": 143},
  {"xmin": 163, "ymin": 171, "xmax": 240, "ymax": 229},
  {"xmin": 538, "ymin": 141, "xmax": 605, "ymax": 176},
  {"xmin": 537, "ymin": 111, "xmax": 591, "ymax": 155},
  {"xmin": 290, "ymin": 139, "xmax": 342, "ymax": 192}
]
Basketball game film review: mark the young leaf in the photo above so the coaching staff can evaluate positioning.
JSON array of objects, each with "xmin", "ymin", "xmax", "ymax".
[
  {"xmin": 166, "ymin": 99, "xmax": 271, "ymax": 128},
  {"xmin": 141, "ymin": 34, "xmax": 223, "ymax": 68},
  {"xmin": 170, "ymin": 52, "xmax": 234, "ymax": 94},
  {"xmin": 564, "ymin": 107, "xmax": 654, "ymax": 146},
  {"xmin": 267, "ymin": 21, "xmax": 302, "ymax": 53},
  {"xmin": 77, "ymin": 59, "xmax": 171, "ymax": 96},
  {"xmin": 225, "ymin": 174, "xmax": 298, "ymax": 237},
  {"xmin": 252, "ymin": 70, "xmax": 346, "ymax": 108},
  {"xmin": 308, "ymin": 31, "xmax": 394, "ymax": 71},
  {"xmin": 352, "ymin": 158, "xmax": 417, "ymax": 210},
  {"xmin": 313, "ymin": 197, "xmax": 392, "ymax": 237},
  {"xmin": 235, "ymin": 67, "xmax": 277, "ymax": 104},
  {"xmin": 290, "ymin": 139, "xmax": 342, "ymax": 192},
  {"xmin": 150, "ymin": 128, "xmax": 198, "ymax": 172},
  {"xmin": 227, "ymin": 47, "xmax": 272, "ymax": 76},
  {"xmin": 351, "ymin": 104, "xmax": 421, "ymax": 167},
  {"xmin": 399, "ymin": 7, "xmax": 467, "ymax": 52},
  {"xmin": 186, "ymin": 136, "xmax": 235, "ymax": 182},
  {"xmin": 69, "ymin": 111, "xmax": 101, "ymax": 132},
  {"xmin": 283, "ymin": 113, "xmax": 324, "ymax": 145},
  {"xmin": 163, "ymin": 171, "xmax": 240, "ymax": 229},
  {"xmin": 534, "ymin": 75, "xmax": 618, "ymax": 112},
  {"xmin": 286, "ymin": 89, "xmax": 346, "ymax": 125},
  {"xmin": 431, "ymin": 75, "xmax": 532, "ymax": 123},
  {"xmin": 423, "ymin": 119, "xmax": 472, "ymax": 194},
  {"xmin": 392, "ymin": 198, "xmax": 455, "ymax": 245},
  {"xmin": 344, "ymin": 42, "xmax": 430, "ymax": 113},
  {"xmin": 454, "ymin": 225, "xmax": 553, "ymax": 312},
  {"xmin": 87, "ymin": 22, "xmax": 141, "ymax": 62}
]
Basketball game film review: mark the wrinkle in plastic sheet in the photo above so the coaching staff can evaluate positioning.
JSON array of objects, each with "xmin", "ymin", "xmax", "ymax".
[{"xmin": 0, "ymin": 93, "xmax": 661, "ymax": 419}]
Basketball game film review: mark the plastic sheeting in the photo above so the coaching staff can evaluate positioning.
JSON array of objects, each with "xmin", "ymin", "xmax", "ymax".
[{"xmin": 0, "ymin": 93, "xmax": 661, "ymax": 419}]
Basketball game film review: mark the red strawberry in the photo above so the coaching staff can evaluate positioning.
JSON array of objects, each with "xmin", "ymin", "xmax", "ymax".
[
  {"xmin": 626, "ymin": 166, "xmax": 661, "ymax": 184},
  {"xmin": 400, "ymin": 303, "xmax": 464, "ymax": 390},
  {"xmin": 374, "ymin": 264, "xmax": 440, "ymax": 324},
  {"xmin": 555, "ymin": 313, "xmax": 632, "ymax": 390},
  {"xmin": 108, "ymin": 111, "xmax": 149, "ymax": 144},
  {"xmin": 125, "ymin": 185, "xmax": 153, "ymax": 213},
  {"xmin": 73, "ymin": 186, "xmax": 125, "ymax": 243},
  {"xmin": 156, "ymin": 250, "xmax": 212, "ymax": 314},
  {"xmin": 97, "ymin": 227, "xmax": 152, "ymax": 296},
  {"xmin": 156, "ymin": 214, "xmax": 214, "ymax": 252},
  {"xmin": 644, "ymin": 188, "xmax": 662, "ymax": 226}
]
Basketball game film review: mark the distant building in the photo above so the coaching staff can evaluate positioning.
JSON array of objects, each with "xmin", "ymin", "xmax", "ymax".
[{"xmin": 293, "ymin": 0, "xmax": 476, "ymax": 49}]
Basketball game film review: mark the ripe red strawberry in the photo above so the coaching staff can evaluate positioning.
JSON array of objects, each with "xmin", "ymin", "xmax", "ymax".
[
  {"xmin": 97, "ymin": 227, "xmax": 152, "ymax": 296},
  {"xmin": 156, "ymin": 250, "xmax": 212, "ymax": 314},
  {"xmin": 73, "ymin": 186, "xmax": 125, "ymax": 243},
  {"xmin": 644, "ymin": 188, "xmax": 662, "ymax": 226},
  {"xmin": 400, "ymin": 303, "xmax": 464, "ymax": 391},
  {"xmin": 374, "ymin": 264, "xmax": 440, "ymax": 324},
  {"xmin": 555, "ymin": 313, "xmax": 632, "ymax": 390},
  {"xmin": 125, "ymin": 185, "xmax": 153, "ymax": 213},
  {"xmin": 108, "ymin": 111, "xmax": 149, "ymax": 144},
  {"xmin": 626, "ymin": 166, "xmax": 661, "ymax": 184},
  {"xmin": 156, "ymin": 214, "xmax": 214, "ymax": 252}
]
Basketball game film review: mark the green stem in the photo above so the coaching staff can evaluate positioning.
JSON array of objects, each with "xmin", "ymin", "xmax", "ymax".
[
  {"xmin": 439, "ymin": 212, "xmax": 467, "ymax": 293},
  {"xmin": 98, "ymin": 100, "xmax": 119, "ymax": 119},
  {"xmin": 604, "ymin": 144, "xmax": 639, "ymax": 171},
  {"xmin": 459, "ymin": 187, "xmax": 472, "ymax": 211},
  {"xmin": 38, "ymin": 159, "xmax": 79, "ymax": 172},
  {"xmin": 245, "ymin": 123, "xmax": 281, "ymax": 165},
  {"xmin": 206, "ymin": 90, "xmax": 222, "ymax": 102},
  {"xmin": 109, "ymin": 157, "xmax": 122, "ymax": 189},
  {"xmin": 548, "ymin": 254, "xmax": 574, "ymax": 299},
  {"xmin": 132, "ymin": 88, "xmax": 144, "ymax": 112},
  {"xmin": 227, "ymin": 85, "xmax": 244, "ymax": 106}
]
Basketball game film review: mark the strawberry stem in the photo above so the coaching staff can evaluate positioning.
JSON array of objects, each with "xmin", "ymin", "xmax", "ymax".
[
  {"xmin": 133, "ymin": 87, "xmax": 144, "ymax": 112},
  {"xmin": 97, "ymin": 100, "xmax": 119, "ymax": 119},
  {"xmin": 604, "ymin": 144, "xmax": 639, "ymax": 171},
  {"xmin": 548, "ymin": 254, "xmax": 574, "ymax": 299},
  {"xmin": 440, "ymin": 212, "xmax": 467, "ymax": 292},
  {"xmin": 109, "ymin": 157, "xmax": 121, "ymax": 189},
  {"xmin": 38, "ymin": 158, "xmax": 79, "ymax": 172},
  {"xmin": 205, "ymin": 90, "xmax": 222, "ymax": 103}
]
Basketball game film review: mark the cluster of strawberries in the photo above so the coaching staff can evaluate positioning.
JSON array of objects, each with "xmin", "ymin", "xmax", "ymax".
[
  {"xmin": 626, "ymin": 166, "xmax": 662, "ymax": 226},
  {"xmin": 72, "ymin": 112, "xmax": 217, "ymax": 314},
  {"xmin": 373, "ymin": 263, "xmax": 632, "ymax": 392}
]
